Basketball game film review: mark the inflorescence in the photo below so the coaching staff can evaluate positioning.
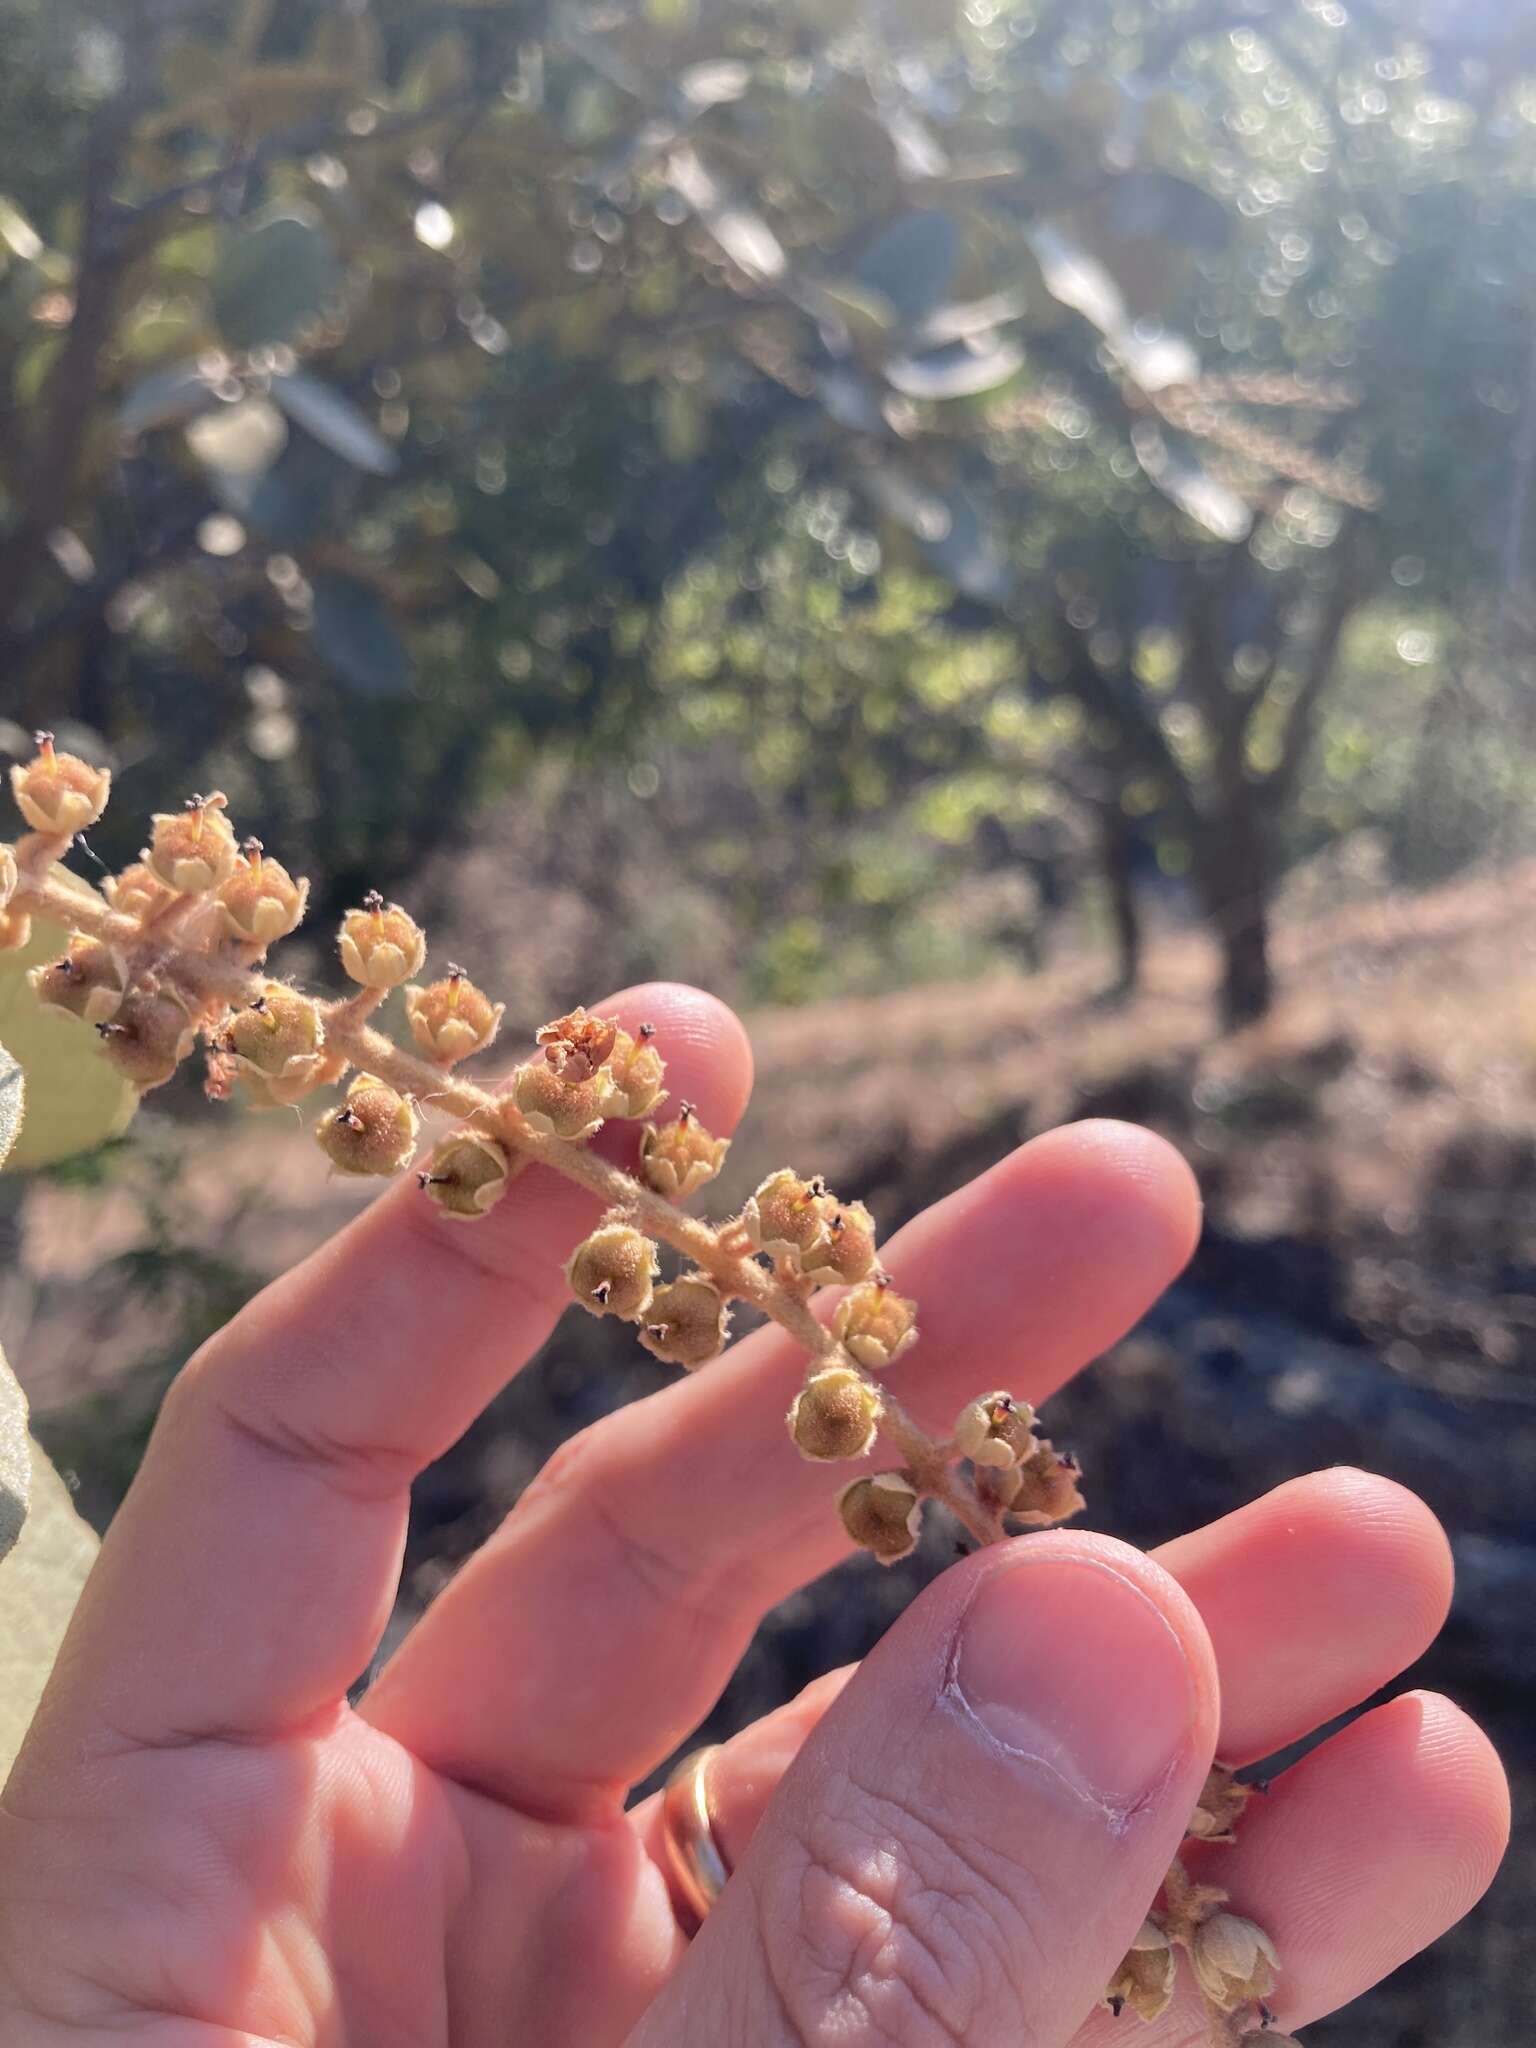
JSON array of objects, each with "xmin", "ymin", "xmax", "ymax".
[{"xmin": 1, "ymin": 735, "xmax": 1290, "ymax": 2046}]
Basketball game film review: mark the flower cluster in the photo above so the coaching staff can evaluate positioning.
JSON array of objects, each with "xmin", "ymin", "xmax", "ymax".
[
  {"xmin": 1, "ymin": 734, "xmax": 1289, "ymax": 2048},
  {"xmin": 1103, "ymin": 1773, "xmax": 1284, "ymax": 2045}
]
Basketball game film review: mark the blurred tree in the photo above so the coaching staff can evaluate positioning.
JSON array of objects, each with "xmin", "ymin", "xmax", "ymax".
[{"xmin": 1, "ymin": 0, "xmax": 1534, "ymax": 1020}]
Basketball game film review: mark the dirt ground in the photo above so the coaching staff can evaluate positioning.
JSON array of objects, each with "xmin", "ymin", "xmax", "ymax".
[{"xmin": 3, "ymin": 857, "xmax": 1533, "ymax": 2046}]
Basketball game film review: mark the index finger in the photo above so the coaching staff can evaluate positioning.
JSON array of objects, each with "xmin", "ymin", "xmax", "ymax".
[{"xmin": 26, "ymin": 984, "xmax": 752, "ymax": 1758}]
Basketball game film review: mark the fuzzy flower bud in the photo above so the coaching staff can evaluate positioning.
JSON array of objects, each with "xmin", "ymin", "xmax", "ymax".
[
  {"xmin": 338, "ymin": 892, "xmax": 427, "ymax": 989},
  {"xmin": 511, "ymin": 1059, "xmax": 608, "ymax": 1140},
  {"xmin": 638, "ymin": 1274, "xmax": 730, "ymax": 1370},
  {"xmin": 838, "ymin": 1472, "xmax": 923, "ymax": 1564},
  {"xmin": 788, "ymin": 1367, "xmax": 883, "ymax": 1463},
  {"xmin": 29, "ymin": 937, "xmax": 125, "ymax": 1026},
  {"xmin": 315, "ymin": 1074, "xmax": 419, "ymax": 1177},
  {"xmin": 10, "ymin": 733, "xmax": 111, "ymax": 837},
  {"xmin": 954, "ymin": 1391, "xmax": 1037, "ymax": 1470},
  {"xmin": 217, "ymin": 841, "xmax": 308, "ymax": 945},
  {"xmin": 832, "ymin": 1275, "xmax": 918, "ymax": 1371},
  {"xmin": 418, "ymin": 1128, "xmax": 519, "ymax": 1220},
  {"xmin": 800, "ymin": 1199, "xmax": 879, "ymax": 1287},
  {"xmin": 223, "ymin": 984, "xmax": 327, "ymax": 1106},
  {"xmin": 405, "ymin": 966, "xmax": 504, "ymax": 1064},
  {"xmin": 1190, "ymin": 1914, "xmax": 1280, "ymax": 2013},
  {"xmin": 639, "ymin": 1105, "xmax": 729, "ymax": 1199},
  {"xmin": 537, "ymin": 1006, "xmax": 618, "ymax": 1084},
  {"xmin": 1188, "ymin": 1764, "xmax": 1253, "ymax": 1846},
  {"xmin": 0, "ymin": 908, "xmax": 31, "ymax": 953},
  {"xmin": 567, "ymin": 1218, "xmax": 659, "ymax": 1319},
  {"xmin": 603, "ymin": 1024, "xmax": 668, "ymax": 1118},
  {"xmin": 742, "ymin": 1170, "xmax": 831, "ymax": 1261},
  {"xmin": 104, "ymin": 859, "xmax": 177, "ymax": 925},
  {"xmin": 0, "ymin": 844, "xmax": 16, "ymax": 912},
  {"xmin": 1001, "ymin": 1442, "xmax": 1084, "ymax": 1526},
  {"xmin": 147, "ymin": 792, "xmax": 239, "ymax": 895},
  {"xmin": 1104, "ymin": 1921, "xmax": 1177, "ymax": 2022},
  {"xmin": 97, "ymin": 988, "xmax": 197, "ymax": 1090}
]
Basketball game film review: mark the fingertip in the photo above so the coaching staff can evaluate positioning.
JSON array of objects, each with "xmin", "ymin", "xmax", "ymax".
[
  {"xmin": 1020, "ymin": 1119, "xmax": 1203, "ymax": 1278},
  {"xmin": 606, "ymin": 982, "xmax": 755, "ymax": 1133},
  {"xmin": 1304, "ymin": 1467, "xmax": 1456, "ymax": 1634},
  {"xmin": 1389, "ymin": 1691, "xmax": 1513, "ymax": 1899},
  {"xmin": 1155, "ymin": 1468, "xmax": 1458, "ymax": 1765}
]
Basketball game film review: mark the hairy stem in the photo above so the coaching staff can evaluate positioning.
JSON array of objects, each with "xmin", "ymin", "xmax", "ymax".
[{"xmin": 9, "ymin": 850, "xmax": 1000, "ymax": 1541}]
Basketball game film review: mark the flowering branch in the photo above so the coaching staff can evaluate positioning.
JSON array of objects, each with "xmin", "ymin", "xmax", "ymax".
[{"xmin": 0, "ymin": 736, "xmax": 1292, "ymax": 2039}]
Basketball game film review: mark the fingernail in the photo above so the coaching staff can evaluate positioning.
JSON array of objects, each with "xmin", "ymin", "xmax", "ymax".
[{"xmin": 953, "ymin": 1553, "xmax": 1197, "ymax": 1812}]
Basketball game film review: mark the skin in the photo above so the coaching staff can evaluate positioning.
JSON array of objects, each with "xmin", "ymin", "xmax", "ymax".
[{"xmin": 0, "ymin": 983, "xmax": 1508, "ymax": 2047}]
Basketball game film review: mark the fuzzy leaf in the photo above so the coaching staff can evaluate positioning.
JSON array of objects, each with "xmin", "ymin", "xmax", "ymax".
[
  {"xmin": 0, "ymin": 1440, "xmax": 98, "ymax": 1781},
  {"xmin": 1027, "ymin": 223, "xmax": 1199, "ymax": 392},
  {"xmin": 884, "ymin": 333, "xmax": 1024, "ymax": 400},
  {"xmin": 0, "ymin": 1345, "xmax": 29, "ymax": 1566},
  {"xmin": 0, "ymin": 1038, "xmax": 21, "ymax": 1171},
  {"xmin": 120, "ymin": 359, "xmax": 218, "ymax": 435},
  {"xmin": 211, "ymin": 209, "xmax": 341, "ymax": 350},
  {"xmin": 1133, "ymin": 423, "xmax": 1252, "ymax": 542},
  {"xmin": 270, "ymin": 371, "xmax": 397, "ymax": 475},
  {"xmin": 851, "ymin": 211, "xmax": 960, "ymax": 329}
]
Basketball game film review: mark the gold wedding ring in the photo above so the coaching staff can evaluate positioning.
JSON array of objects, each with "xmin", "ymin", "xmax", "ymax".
[{"xmin": 659, "ymin": 1743, "xmax": 731, "ymax": 1932}]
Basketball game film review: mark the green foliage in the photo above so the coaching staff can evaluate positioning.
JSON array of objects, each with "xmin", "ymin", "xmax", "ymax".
[{"xmin": 0, "ymin": 0, "xmax": 1533, "ymax": 1000}]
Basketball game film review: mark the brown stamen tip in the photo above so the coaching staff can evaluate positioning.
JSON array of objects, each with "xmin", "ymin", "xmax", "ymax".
[
  {"xmin": 593, "ymin": 1280, "xmax": 612, "ymax": 1304},
  {"xmin": 446, "ymin": 963, "xmax": 465, "ymax": 981},
  {"xmin": 678, "ymin": 1100, "xmax": 695, "ymax": 1122},
  {"xmin": 638, "ymin": 1021, "xmax": 657, "ymax": 1040},
  {"xmin": 337, "ymin": 1107, "xmax": 363, "ymax": 1130}
]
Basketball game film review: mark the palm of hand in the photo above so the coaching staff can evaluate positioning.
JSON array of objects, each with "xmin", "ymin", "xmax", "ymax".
[{"xmin": 1, "ymin": 1709, "xmax": 685, "ymax": 2044}]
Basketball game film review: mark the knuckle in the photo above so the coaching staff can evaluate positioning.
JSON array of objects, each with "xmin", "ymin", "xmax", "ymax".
[
  {"xmin": 513, "ymin": 1423, "xmax": 724, "ymax": 1622},
  {"xmin": 753, "ymin": 1773, "xmax": 1035, "ymax": 2048}
]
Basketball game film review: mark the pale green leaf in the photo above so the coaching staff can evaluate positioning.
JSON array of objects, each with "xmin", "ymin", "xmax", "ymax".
[
  {"xmin": 0, "ymin": 1440, "xmax": 98, "ymax": 1783},
  {"xmin": 211, "ymin": 209, "xmax": 341, "ymax": 351},
  {"xmin": 0, "ymin": 1345, "xmax": 29, "ymax": 1566},
  {"xmin": 0, "ymin": 1039, "xmax": 21, "ymax": 1171},
  {"xmin": 270, "ymin": 371, "xmax": 398, "ymax": 476},
  {"xmin": 0, "ymin": 891, "xmax": 138, "ymax": 1174}
]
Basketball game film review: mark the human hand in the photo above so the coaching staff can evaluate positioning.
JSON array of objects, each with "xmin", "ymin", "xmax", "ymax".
[{"xmin": 0, "ymin": 985, "xmax": 1508, "ymax": 2046}]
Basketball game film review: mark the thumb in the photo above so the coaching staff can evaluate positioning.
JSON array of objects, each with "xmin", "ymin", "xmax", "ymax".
[{"xmin": 634, "ymin": 1533, "xmax": 1219, "ymax": 2048}]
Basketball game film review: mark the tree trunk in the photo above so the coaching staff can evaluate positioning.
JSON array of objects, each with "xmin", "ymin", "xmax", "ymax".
[
  {"xmin": 1192, "ymin": 799, "xmax": 1274, "ymax": 1031},
  {"xmin": 1096, "ymin": 805, "xmax": 1143, "ymax": 1003}
]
